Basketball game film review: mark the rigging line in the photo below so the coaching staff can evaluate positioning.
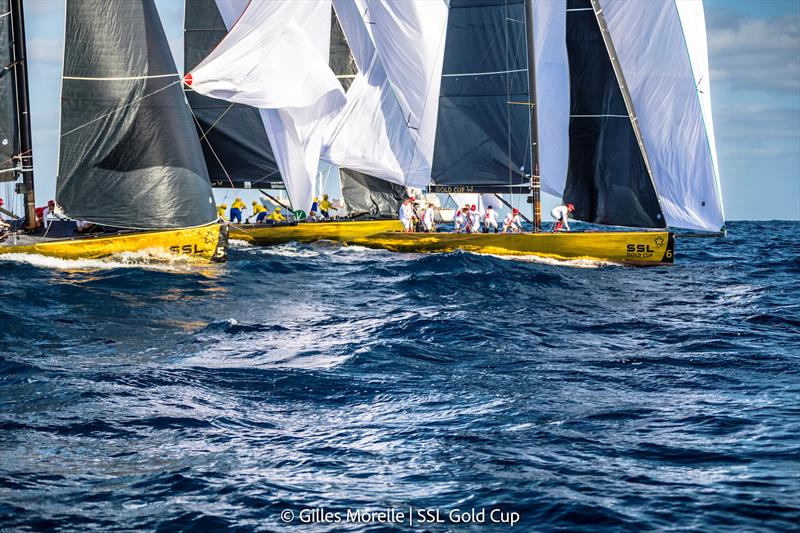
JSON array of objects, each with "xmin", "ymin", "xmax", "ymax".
[
  {"xmin": 60, "ymin": 79, "xmax": 180, "ymax": 137},
  {"xmin": 62, "ymin": 73, "xmax": 179, "ymax": 81},
  {"xmin": 0, "ymin": 11, "xmax": 10, "ymax": 18},
  {"xmin": 187, "ymin": 106, "xmax": 237, "ymax": 190},
  {"xmin": 198, "ymin": 101, "xmax": 235, "ymax": 141}
]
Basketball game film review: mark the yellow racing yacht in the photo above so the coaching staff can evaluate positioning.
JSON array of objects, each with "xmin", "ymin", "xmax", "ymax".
[{"xmin": 0, "ymin": 0, "xmax": 227, "ymax": 263}]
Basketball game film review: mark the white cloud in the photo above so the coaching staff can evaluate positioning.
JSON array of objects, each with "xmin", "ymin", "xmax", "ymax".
[{"xmin": 708, "ymin": 13, "xmax": 800, "ymax": 93}]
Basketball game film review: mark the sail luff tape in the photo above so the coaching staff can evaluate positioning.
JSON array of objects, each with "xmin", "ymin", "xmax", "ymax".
[{"xmin": 62, "ymin": 73, "xmax": 179, "ymax": 81}]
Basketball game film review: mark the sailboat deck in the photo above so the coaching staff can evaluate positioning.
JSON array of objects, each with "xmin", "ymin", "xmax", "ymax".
[{"xmin": 0, "ymin": 221, "xmax": 132, "ymax": 247}]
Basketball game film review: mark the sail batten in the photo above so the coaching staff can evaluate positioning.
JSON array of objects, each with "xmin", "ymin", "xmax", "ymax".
[{"xmin": 57, "ymin": 0, "xmax": 216, "ymax": 230}]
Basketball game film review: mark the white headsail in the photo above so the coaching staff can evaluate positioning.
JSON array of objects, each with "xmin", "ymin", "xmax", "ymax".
[
  {"xmin": 321, "ymin": 0, "xmax": 448, "ymax": 189},
  {"xmin": 596, "ymin": 0, "xmax": 724, "ymax": 231},
  {"xmin": 188, "ymin": 1, "xmax": 345, "ymax": 214}
]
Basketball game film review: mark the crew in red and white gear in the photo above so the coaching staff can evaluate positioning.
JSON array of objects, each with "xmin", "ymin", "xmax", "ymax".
[
  {"xmin": 551, "ymin": 203, "xmax": 575, "ymax": 232},
  {"xmin": 484, "ymin": 205, "xmax": 499, "ymax": 233},
  {"xmin": 503, "ymin": 208, "xmax": 523, "ymax": 233},
  {"xmin": 35, "ymin": 200, "xmax": 56, "ymax": 232},
  {"xmin": 469, "ymin": 204, "xmax": 481, "ymax": 233},
  {"xmin": 454, "ymin": 207, "xmax": 467, "ymax": 233}
]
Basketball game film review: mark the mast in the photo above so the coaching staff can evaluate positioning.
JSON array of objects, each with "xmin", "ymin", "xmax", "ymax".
[
  {"xmin": 524, "ymin": 0, "xmax": 540, "ymax": 232},
  {"xmin": 10, "ymin": 0, "xmax": 34, "ymax": 230}
]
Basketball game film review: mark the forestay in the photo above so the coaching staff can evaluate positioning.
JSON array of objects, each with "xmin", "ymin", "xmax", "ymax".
[{"xmin": 57, "ymin": 0, "xmax": 216, "ymax": 230}]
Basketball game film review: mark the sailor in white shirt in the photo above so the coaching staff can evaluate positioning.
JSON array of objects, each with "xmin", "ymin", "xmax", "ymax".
[
  {"xmin": 469, "ymin": 205, "xmax": 481, "ymax": 233},
  {"xmin": 484, "ymin": 205, "xmax": 498, "ymax": 233},
  {"xmin": 422, "ymin": 203, "xmax": 435, "ymax": 232},
  {"xmin": 399, "ymin": 198, "xmax": 413, "ymax": 232},
  {"xmin": 503, "ymin": 208, "xmax": 523, "ymax": 233},
  {"xmin": 454, "ymin": 208, "xmax": 467, "ymax": 233},
  {"xmin": 551, "ymin": 203, "xmax": 575, "ymax": 232}
]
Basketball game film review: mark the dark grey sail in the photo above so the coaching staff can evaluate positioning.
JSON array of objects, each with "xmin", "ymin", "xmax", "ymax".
[
  {"xmin": 329, "ymin": 7, "xmax": 357, "ymax": 92},
  {"xmin": 430, "ymin": 0, "xmax": 531, "ymax": 194},
  {"xmin": 0, "ymin": 0, "xmax": 18, "ymax": 181},
  {"xmin": 339, "ymin": 168, "xmax": 404, "ymax": 219},
  {"xmin": 184, "ymin": 0, "xmax": 281, "ymax": 189},
  {"xmin": 562, "ymin": 0, "xmax": 665, "ymax": 228},
  {"xmin": 57, "ymin": 0, "xmax": 217, "ymax": 230}
]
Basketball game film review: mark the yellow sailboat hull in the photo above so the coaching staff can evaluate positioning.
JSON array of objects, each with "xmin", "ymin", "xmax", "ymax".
[
  {"xmin": 353, "ymin": 231, "xmax": 675, "ymax": 266},
  {"xmin": 0, "ymin": 222, "xmax": 228, "ymax": 262},
  {"xmin": 230, "ymin": 219, "xmax": 403, "ymax": 246}
]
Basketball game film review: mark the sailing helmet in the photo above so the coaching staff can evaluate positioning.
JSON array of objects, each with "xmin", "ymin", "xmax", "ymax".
[
  {"xmin": 512, "ymin": 208, "xmax": 519, "ymax": 214},
  {"xmin": 0, "ymin": 198, "xmax": 3, "ymax": 207},
  {"xmin": 471, "ymin": 204, "xmax": 477, "ymax": 211},
  {"xmin": 252, "ymin": 200, "xmax": 258, "ymax": 205},
  {"xmin": 275, "ymin": 207, "xmax": 281, "ymax": 212},
  {"xmin": 48, "ymin": 199, "xmax": 55, "ymax": 207},
  {"xmin": 220, "ymin": 204, "xmax": 227, "ymax": 208},
  {"xmin": 567, "ymin": 203, "xmax": 575, "ymax": 211}
]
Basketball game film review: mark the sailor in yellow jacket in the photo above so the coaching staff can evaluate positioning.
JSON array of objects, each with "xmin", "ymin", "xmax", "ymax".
[
  {"xmin": 230, "ymin": 197, "xmax": 246, "ymax": 223},
  {"xmin": 266, "ymin": 207, "xmax": 285, "ymax": 222},
  {"xmin": 216, "ymin": 203, "xmax": 228, "ymax": 221},
  {"xmin": 248, "ymin": 201, "xmax": 268, "ymax": 223}
]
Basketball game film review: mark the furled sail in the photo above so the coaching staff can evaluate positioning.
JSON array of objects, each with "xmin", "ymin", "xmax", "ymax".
[
  {"xmin": 430, "ymin": 0, "xmax": 531, "ymax": 194},
  {"xmin": 0, "ymin": 0, "xmax": 19, "ymax": 181},
  {"xmin": 188, "ymin": 1, "xmax": 345, "ymax": 214},
  {"xmin": 320, "ymin": 0, "xmax": 448, "ymax": 189},
  {"xmin": 57, "ymin": 0, "xmax": 216, "ymax": 230},
  {"xmin": 562, "ymin": 0, "xmax": 666, "ymax": 229},
  {"xmin": 183, "ymin": 0, "xmax": 280, "ymax": 189},
  {"xmin": 598, "ymin": 0, "xmax": 724, "ymax": 231},
  {"xmin": 339, "ymin": 168, "xmax": 405, "ymax": 219}
]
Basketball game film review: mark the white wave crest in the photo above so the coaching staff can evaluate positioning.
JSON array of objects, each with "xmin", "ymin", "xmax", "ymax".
[{"xmin": 0, "ymin": 249, "xmax": 215, "ymax": 273}]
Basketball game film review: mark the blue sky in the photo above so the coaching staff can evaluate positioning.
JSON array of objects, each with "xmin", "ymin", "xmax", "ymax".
[{"xmin": 15, "ymin": 0, "xmax": 800, "ymax": 221}]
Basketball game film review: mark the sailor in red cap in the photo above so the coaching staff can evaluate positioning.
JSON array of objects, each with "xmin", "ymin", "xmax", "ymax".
[
  {"xmin": 502, "ymin": 208, "xmax": 523, "ymax": 233},
  {"xmin": 551, "ymin": 202, "xmax": 575, "ymax": 232}
]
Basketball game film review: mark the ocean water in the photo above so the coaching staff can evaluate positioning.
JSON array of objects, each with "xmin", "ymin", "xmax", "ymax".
[{"xmin": 1, "ymin": 220, "xmax": 798, "ymax": 531}]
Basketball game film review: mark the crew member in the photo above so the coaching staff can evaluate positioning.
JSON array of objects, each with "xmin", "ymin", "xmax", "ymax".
[
  {"xmin": 399, "ymin": 198, "xmax": 413, "ymax": 232},
  {"xmin": 319, "ymin": 194, "xmax": 333, "ymax": 219},
  {"xmin": 35, "ymin": 200, "xmax": 56, "ymax": 232},
  {"xmin": 454, "ymin": 207, "xmax": 467, "ymax": 233},
  {"xmin": 503, "ymin": 208, "xmax": 523, "ymax": 233},
  {"xmin": 422, "ymin": 203, "xmax": 435, "ymax": 232},
  {"xmin": 249, "ymin": 200, "xmax": 268, "ymax": 223},
  {"xmin": 0, "ymin": 198, "xmax": 9, "ymax": 238},
  {"xmin": 551, "ymin": 203, "xmax": 575, "ymax": 232},
  {"xmin": 230, "ymin": 197, "xmax": 246, "ymax": 223},
  {"xmin": 469, "ymin": 205, "xmax": 481, "ymax": 233},
  {"xmin": 484, "ymin": 205, "xmax": 499, "ymax": 233},
  {"xmin": 266, "ymin": 206, "xmax": 285, "ymax": 222},
  {"xmin": 217, "ymin": 203, "xmax": 228, "ymax": 221}
]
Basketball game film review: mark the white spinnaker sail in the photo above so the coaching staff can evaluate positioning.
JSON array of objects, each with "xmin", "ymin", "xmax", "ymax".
[
  {"xmin": 189, "ymin": 1, "xmax": 345, "ymax": 214},
  {"xmin": 321, "ymin": 0, "xmax": 448, "ymax": 189},
  {"xmin": 597, "ymin": 0, "xmax": 724, "ymax": 232},
  {"xmin": 532, "ymin": 0, "xmax": 570, "ymax": 198}
]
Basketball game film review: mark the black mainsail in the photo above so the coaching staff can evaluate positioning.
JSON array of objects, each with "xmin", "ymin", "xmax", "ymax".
[
  {"xmin": 57, "ymin": 0, "xmax": 217, "ymax": 230},
  {"xmin": 430, "ymin": 0, "xmax": 532, "ymax": 195},
  {"xmin": 562, "ymin": 0, "xmax": 665, "ymax": 228},
  {"xmin": 0, "ymin": 0, "xmax": 18, "ymax": 181},
  {"xmin": 183, "ymin": 0, "xmax": 281, "ymax": 190}
]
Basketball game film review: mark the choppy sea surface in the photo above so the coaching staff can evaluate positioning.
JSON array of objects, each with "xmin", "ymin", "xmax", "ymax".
[{"xmin": 1, "ymin": 220, "xmax": 798, "ymax": 532}]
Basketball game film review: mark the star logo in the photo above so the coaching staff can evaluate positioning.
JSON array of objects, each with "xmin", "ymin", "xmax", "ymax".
[{"xmin": 654, "ymin": 236, "xmax": 665, "ymax": 247}]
